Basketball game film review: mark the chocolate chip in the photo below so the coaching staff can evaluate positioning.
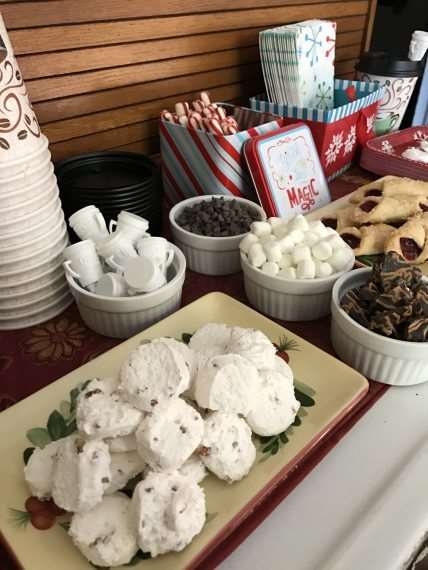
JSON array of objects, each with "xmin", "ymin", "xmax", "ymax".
[
  {"xmin": 198, "ymin": 446, "xmax": 211, "ymax": 457},
  {"xmin": 365, "ymin": 189, "xmax": 382, "ymax": 197},
  {"xmin": 101, "ymin": 477, "xmax": 110, "ymax": 483},
  {"xmin": 322, "ymin": 217, "xmax": 338, "ymax": 229},
  {"xmin": 232, "ymin": 441, "xmax": 238, "ymax": 448},
  {"xmin": 341, "ymin": 233, "xmax": 360, "ymax": 249},
  {"xmin": 179, "ymin": 425, "xmax": 187, "ymax": 434},
  {"xmin": 145, "ymin": 487, "xmax": 153, "ymax": 493},
  {"xmin": 359, "ymin": 200, "xmax": 378, "ymax": 213},
  {"xmin": 150, "ymin": 399, "xmax": 158, "ymax": 407},
  {"xmin": 171, "ymin": 486, "xmax": 178, "ymax": 492}
]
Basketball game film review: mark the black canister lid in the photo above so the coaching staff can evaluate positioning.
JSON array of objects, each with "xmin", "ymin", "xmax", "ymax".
[{"xmin": 356, "ymin": 51, "xmax": 421, "ymax": 77}]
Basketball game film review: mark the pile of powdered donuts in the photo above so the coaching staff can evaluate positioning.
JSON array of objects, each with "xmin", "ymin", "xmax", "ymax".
[{"xmin": 160, "ymin": 91, "xmax": 239, "ymax": 135}]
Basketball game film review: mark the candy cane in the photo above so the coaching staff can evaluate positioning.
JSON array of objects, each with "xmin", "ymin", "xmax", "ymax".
[
  {"xmin": 192, "ymin": 99, "xmax": 205, "ymax": 113},
  {"xmin": 160, "ymin": 110, "xmax": 174, "ymax": 122},
  {"xmin": 200, "ymin": 91, "xmax": 211, "ymax": 106},
  {"xmin": 189, "ymin": 112, "xmax": 204, "ymax": 130},
  {"xmin": 175, "ymin": 102, "xmax": 187, "ymax": 117},
  {"xmin": 216, "ymin": 106, "xmax": 227, "ymax": 120},
  {"xmin": 202, "ymin": 107, "xmax": 213, "ymax": 118},
  {"xmin": 178, "ymin": 115, "xmax": 189, "ymax": 127},
  {"xmin": 203, "ymin": 118, "xmax": 223, "ymax": 135}
]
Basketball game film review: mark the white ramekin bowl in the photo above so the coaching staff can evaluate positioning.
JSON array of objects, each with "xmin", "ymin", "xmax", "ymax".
[
  {"xmin": 331, "ymin": 268, "xmax": 428, "ymax": 386},
  {"xmin": 65, "ymin": 244, "xmax": 186, "ymax": 338},
  {"xmin": 241, "ymin": 252, "xmax": 355, "ymax": 321},
  {"xmin": 0, "ymin": 216, "xmax": 66, "ymax": 262},
  {"xmin": 169, "ymin": 195, "xmax": 266, "ymax": 276}
]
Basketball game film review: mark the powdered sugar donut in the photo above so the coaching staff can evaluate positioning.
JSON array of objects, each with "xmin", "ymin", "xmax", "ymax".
[
  {"xmin": 76, "ymin": 377, "xmax": 142, "ymax": 439},
  {"xmin": 136, "ymin": 398, "xmax": 204, "ymax": 471},
  {"xmin": 120, "ymin": 342, "xmax": 190, "ymax": 411},
  {"xmin": 199, "ymin": 411, "xmax": 256, "ymax": 482},
  {"xmin": 24, "ymin": 440, "xmax": 61, "ymax": 500},
  {"xmin": 52, "ymin": 436, "xmax": 111, "ymax": 513},
  {"xmin": 105, "ymin": 451, "xmax": 146, "ymax": 495},
  {"xmin": 194, "ymin": 353, "xmax": 259, "ymax": 415},
  {"xmin": 132, "ymin": 471, "xmax": 205, "ymax": 557},
  {"xmin": 69, "ymin": 493, "xmax": 138, "ymax": 567},
  {"xmin": 227, "ymin": 327, "xmax": 276, "ymax": 370},
  {"xmin": 246, "ymin": 366, "xmax": 300, "ymax": 436}
]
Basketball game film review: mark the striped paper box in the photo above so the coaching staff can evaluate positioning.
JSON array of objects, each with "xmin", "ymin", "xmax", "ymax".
[
  {"xmin": 250, "ymin": 79, "xmax": 384, "ymax": 180},
  {"xmin": 160, "ymin": 104, "xmax": 282, "ymax": 207}
]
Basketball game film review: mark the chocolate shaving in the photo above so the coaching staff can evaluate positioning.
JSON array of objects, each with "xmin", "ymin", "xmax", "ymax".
[{"xmin": 341, "ymin": 252, "xmax": 428, "ymax": 342}]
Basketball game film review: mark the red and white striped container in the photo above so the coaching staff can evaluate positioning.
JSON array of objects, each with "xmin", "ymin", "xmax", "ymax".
[{"xmin": 160, "ymin": 104, "xmax": 282, "ymax": 207}]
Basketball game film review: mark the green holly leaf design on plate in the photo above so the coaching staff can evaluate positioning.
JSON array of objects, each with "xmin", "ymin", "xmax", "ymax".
[
  {"xmin": 9, "ymin": 508, "xmax": 31, "ymax": 528},
  {"xmin": 26, "ymin": 427, "xmax": 51, "ymax": 448},
  {"xmin": 59, "ymin": 400, "xmax": 71, "ymax": 420},
  {"xmin": 47, "ymin": 410, "xmax": 68, "ymax": 441},
  {"xmin": 294, "ymin": 388, "xmax": 315, "ymax": 408}
]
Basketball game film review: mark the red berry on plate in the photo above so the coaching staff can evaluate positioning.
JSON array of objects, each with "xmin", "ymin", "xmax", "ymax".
[
  {"xmin": 45, "ymin": 500, "xmax": 65, "ymax": 516},
  {"xmin": 276, "ymin": 349, "xmax": 290, "ymax": 364},
  {"xmin": 25, "ymin": 496, "xmax": 46, "ymax": 514},
  {"xmin": 30, "ymin": 511, "xmax": 55, "ymax": 530}
]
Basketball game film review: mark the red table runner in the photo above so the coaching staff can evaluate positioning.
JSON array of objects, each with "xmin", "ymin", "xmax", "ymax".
[{"xmin": 0, "ymin": 167, "xmax": 388, "ymax": 570}]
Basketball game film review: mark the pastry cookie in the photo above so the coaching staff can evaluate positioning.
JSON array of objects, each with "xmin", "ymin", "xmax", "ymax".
[
  {"xmin": 352, "ymin": 195, "xmax": 428, "ymax": 225},
  {"xmin": 385, "ymin": 219, "xmax": 428, "ymax": 264},
  {"xmin": 132, "ymin": 471, "xmax": 205, "ymax": 557},
  {"xmin": 339, "ymin": 224, "xmax": 395, "ymax": 256},
  {"xmin": 199, "ymin": 411, "xmax": 256, "ymax": 482},
  {"xmin": 69, "ymin": 493, "xmax": 138, "ymax": 567},
  {"xmin": 136, "ymin": 398, "xmax": 204, "ymax": 471}
]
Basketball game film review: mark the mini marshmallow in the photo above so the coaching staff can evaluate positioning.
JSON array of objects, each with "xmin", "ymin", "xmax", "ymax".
[
  {"xmin": 329, "ymin": 247, "xmax": 354, "ymax": 271},
  {"xmin": 248, "ymin": 243, "xmax": 267, "ymax": 268},
  {"xmin": 273, "ymin": 223, "xmax": 289, "ymax": 239},
  {"xmin": 250, "ymin": 221, "xmax": 271, "ymax": 237},
  {"xmin": 259, "ymin": 234, "xmax": 275, "ymax": 244},
  {"xmin": 296, "ymin": 259, "xmax": 316, "ymax": 279},
  {"xmin": 315, "ymin": 260, "xmax": 333, "ymax": 278},
  {"xmin": 312, "ymin": 241, "xmax": 333, "ymax": 261},
  {"xmin": 324, "ymin": 233, "xmax": 347, "ymax": 250},
  {"xmin": 288, "ymin": 229, "xmax": 305, "ymax": 245},
  {"xmin": 308, "ymin": 220, "xmax": 329, "ymax": 239},
  {"xmin": 261, "ymin": 261, "xmax": 279, "ymax": 276},
  {"xmin": 278, "ymin": 235, "xmax": 294, "ymax": 253},
  {"xmin": 278, "ymin": 253, "xmax": 293, "ymax": 269},
  {"xmin": 268, "ymin": 217, "xmax": 283, "ymax": 227},
  {"xmin": 263, "ymin": 241, "xmax": 282, "ymax": 262},
  {"xmin": 278, "ymin": 267, "xmax": 297, "ymax": 280},
  {"xmin": 303, "ymin": 231, "xmax": 320, "ymax": 247},
  {"xmin": 292, "ymin": 245, "xmax": 312, "ymax": 265},
  {"xmin": 239, "ymin": 233, "xmax": 259, "ymax": 254},
  {"xmin": 288, "ymin": 214, "xmax": 309, "ymax": 232}
]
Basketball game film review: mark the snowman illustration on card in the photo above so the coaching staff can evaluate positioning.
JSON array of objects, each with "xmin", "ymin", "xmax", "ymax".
[{"xmin": 262, "ymin": 125, "xmax": 331, "ymax": 219}]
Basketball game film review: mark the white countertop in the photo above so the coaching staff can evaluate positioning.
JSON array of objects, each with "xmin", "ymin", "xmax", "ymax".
[{"xmin": 220, "ymin": 381, "xmax": 428, "ymax": 570}]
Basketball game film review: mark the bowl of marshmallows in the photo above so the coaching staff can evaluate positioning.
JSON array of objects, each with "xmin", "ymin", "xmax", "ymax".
[
  {"xmin": 240, "ymin": 214, "xmax": 355, "ymax": 321},
  {"xmin": 63, "ymin": 206, "xmax": 186, "ymax": 338}
]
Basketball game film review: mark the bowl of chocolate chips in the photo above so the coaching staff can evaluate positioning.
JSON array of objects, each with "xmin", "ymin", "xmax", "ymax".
[
  {"xmin": 331, "ymin": 252, "xmax": 428, "ymax": 385},
  {"xmin": 169, "ymin": 195, "xmax": 266, "ymax": 275}
]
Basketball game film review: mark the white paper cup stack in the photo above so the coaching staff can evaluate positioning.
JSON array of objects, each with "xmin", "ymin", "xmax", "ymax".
[{"xmin": 0, "ymin": 15, "xmax": 71, "ymax": 329}]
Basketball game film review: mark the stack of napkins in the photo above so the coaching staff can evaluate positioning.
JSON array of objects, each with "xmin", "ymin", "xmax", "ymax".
[{"xmin": 259, "ymin": 20, "xmax": 336, "ymax": 109}]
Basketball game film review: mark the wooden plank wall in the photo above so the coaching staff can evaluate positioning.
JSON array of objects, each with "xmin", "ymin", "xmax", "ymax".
[{"xmin": 0, "ymin": 0, "xmax": 377, "ymax": 161}]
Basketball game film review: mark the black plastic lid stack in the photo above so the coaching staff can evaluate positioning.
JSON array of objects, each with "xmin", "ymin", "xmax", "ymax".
[
  {"xmin": 356, "ymin": 51, "xmax": 422, "ymax": 77},
  {"xmin": 55, "ymin": 151, "xmax": 162, "ymax": 241}
]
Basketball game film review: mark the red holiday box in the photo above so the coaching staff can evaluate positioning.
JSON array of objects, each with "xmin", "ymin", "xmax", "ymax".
[
  {"xmin": 250, "ymin": 79, "xmax": 384, "ymax": 181},
  {"xmin": 243, "ymin": 123, "xmax": 331, "ymax": 220}
]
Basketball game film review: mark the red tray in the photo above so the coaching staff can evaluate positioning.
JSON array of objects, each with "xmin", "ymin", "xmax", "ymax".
[{"xmin": 360, "ymin": 126, "xmax": 428, "ymax": 180}]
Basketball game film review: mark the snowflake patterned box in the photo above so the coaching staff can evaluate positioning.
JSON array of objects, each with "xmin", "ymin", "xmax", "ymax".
[
  {"xmin": 360, "ymin": 126, "xmax": 428, "ymax": 181},
  {"xmin": 243, "ymin": 123, "xmax": 331, "ymax": 219},
  {"xmin": 250, "ymin": 79, "xmax": 384, "ymax": 181}
]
